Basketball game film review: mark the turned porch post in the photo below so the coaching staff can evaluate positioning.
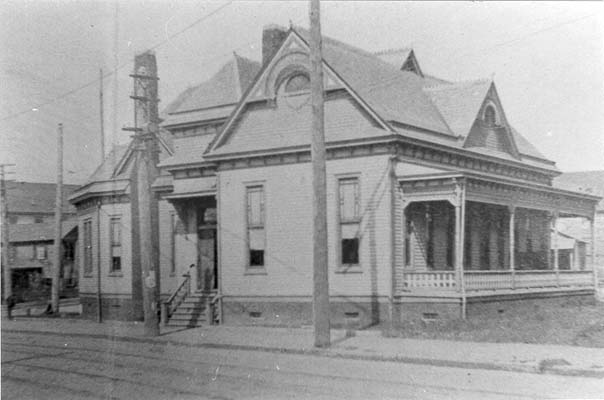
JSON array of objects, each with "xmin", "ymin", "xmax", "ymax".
[
  {"xmin": 454, "ymin": 180, "xmax": 467, "ymax": 319},
  {"xmin": 552, "ymin": 211, "xmax": 559, "ymax": 286},
  {"xmin": 508, "ymin": 205, "xmax": 515, "ymax": 289},
  {"xmin": 590, "ymin": 213, "xmax": 598, "ymax": 292}
]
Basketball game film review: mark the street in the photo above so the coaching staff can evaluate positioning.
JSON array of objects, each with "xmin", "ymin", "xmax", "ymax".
[{"xmin": 2, "ymin": 331, "xmax": 603, "ymax": 399}]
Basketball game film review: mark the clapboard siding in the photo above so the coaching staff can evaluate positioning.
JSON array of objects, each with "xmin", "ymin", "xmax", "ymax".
[{"xmin": 218, "ymin": 154, "xmax": 393, "ymax": 298}]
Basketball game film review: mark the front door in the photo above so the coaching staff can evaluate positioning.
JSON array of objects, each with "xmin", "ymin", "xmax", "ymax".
[{"xmin": 197, "ymin": 228, "xmax": 216, "ymax": 292}]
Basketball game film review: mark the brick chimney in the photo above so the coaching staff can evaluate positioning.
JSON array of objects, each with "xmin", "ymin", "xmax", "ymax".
[{"xmin": 262, "ymin": 24, "xmax": 288, "ymax": 66}]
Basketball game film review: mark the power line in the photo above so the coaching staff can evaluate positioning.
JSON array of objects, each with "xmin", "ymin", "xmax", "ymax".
[{"xmin": 0, "ymin": 1, "xmax": 234, "ymax": 123}]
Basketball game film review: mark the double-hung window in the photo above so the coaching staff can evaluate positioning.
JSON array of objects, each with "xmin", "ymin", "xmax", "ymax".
[
  {"xmin": 109, "ymin": 217, "xmax": 122, "ymax": 274},
  {"xmin": 246, "ymin": 186, "xmax": 265, "ymax": 268},
  {"xmin": 339, "ymin": 177, "xmax": 360, "ymax": 266},
  {"xmin": 83, "ymin": 219, "xmax": 93, "ymax": 276}
]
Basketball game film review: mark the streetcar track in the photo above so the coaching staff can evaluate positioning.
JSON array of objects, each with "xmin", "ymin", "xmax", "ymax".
[
  {"xmin": 3, "ymin": 339, "xmax": 538, "ymax": 399},
  {"xmin": 2, "ymin": 374, "xmax": 121, "ymax": 400}
]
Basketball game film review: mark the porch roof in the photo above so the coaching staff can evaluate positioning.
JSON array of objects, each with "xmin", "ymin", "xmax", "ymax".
[
  {"xmin": 164, "ymin": 176, "xmax": 217, "ymax": 200},
  {"xmin": 397, "ymin": 171, "xmax": 601, "ymax": 218}
]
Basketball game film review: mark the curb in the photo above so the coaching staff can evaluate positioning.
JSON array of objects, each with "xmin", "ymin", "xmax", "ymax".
[{"xmin": 4, "ymin": 328, "xmax": 604, "ymax": 379}]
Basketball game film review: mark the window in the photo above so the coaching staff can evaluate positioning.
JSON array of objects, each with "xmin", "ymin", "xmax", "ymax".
[
  {"xmin": 339, "ymin": 178, "xmax": 360, "ymax": 266},
  {"xmin": 34, "ymin": 216, "xmax": 44, "ymax": 224},
  {"xmin": 109, "ymin": 217, "xmax": 121, "ymax": 273},
  {"xmin": 284, "ymin": 73, "xmax": 310, "ymax": 93},
  {"xmin": 484, "ymin": 105, "xmax": 497, "ymax": 126},
  {"xmin": 246, "ymin": 186, "xmax": 265, "ymax": 268},
  {"xmin": 8, "ymin": 215, "xmax": 18, "ymax": 224},
  {"xmin": 83, "ymin": 219, "xmax": 93, "ymax": 276},
  {"xmin": 35, "ymin": 244, "xmax": 47, "ymax": 260}
]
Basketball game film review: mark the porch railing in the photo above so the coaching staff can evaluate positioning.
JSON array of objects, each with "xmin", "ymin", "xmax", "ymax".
[
  {"xmin": 398, "ymin": 270, "xmax": 594, "ymax": 293},
  {"xmin": 401, "ymin": 271, "xmax": 456, "ymax": 290},
  {"xmin": 161, "ymin": 264, "xmax": 195, "ymax": 326},
  {"xmin": 464, "ymin": 270, "xmax": 594, "ymax": 291}
]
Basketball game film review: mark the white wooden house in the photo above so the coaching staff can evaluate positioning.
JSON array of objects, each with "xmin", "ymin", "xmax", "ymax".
[{"xmin": 70, "ymin": 25, "xmax": 601, "ymax": 326}]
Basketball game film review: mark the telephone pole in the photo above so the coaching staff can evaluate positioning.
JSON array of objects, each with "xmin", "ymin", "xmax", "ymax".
[
  {"xmin": 309, "ymin": 0, "xmax": 330, "ymax": 348},
  {"xmin": 125, "ymin": 51, "xmax": 161, "ymax": 336},
  {"xmin": 51, "ymin": 123, "xmax": 64, "ymax": 313},
  {"xmin": 1, "ymin": 164, "xmax": 15, "ymax": 308},
  {"xmin": 99, "ymin": 69, "xmax": 105, "ymax": 160}
]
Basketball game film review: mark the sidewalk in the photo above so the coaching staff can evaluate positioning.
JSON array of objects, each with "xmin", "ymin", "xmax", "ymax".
[{"xmin": 2, "ymin": 317, "xmax": 604, "ymax": 378}]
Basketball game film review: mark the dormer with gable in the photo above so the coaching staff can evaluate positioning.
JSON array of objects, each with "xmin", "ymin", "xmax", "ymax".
[{"xmin": 463, "ymin": 83, "xmax": 519, "ymax": 158}]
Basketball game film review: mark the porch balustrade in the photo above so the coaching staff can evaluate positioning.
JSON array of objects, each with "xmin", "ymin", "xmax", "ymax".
[
  {"xmin": 398, "ymin": 270, "xmax": 594, "ymax": 294},
  {"xmin": 401, "ymin": 271, "xmax": 456, "ymax": 290}
]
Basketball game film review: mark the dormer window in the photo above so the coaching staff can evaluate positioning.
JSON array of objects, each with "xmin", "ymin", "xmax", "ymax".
[
  {"xmin": 484, "ymin": 105, "xmax": 497, "ymax": 126},
  {"xmin": 284, "ymin": 73, "xmax": 310, "ymax": 93}
]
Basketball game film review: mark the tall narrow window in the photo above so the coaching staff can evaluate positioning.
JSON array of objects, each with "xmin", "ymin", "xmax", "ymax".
[
  {"xmin": 339, "ymin": 178, "xmax": 360, "ymax": 266},
  {"xmin": 484, "ymin": 105, "xmax": 497, "ymax": 126},
  {"xmin": 110, "ymin": 217, "xmax": 122, "ymax": 273},
  {"xmin": 35, "ymin": 244, "xmax": 47, "ymax": 260},
  {"xmin": 246, "ymin": 186, "xmax": 265, "ymax": 268},
  {"xmin": 83, "ymin": 219, "xmax": 93, "ymax": 276}
]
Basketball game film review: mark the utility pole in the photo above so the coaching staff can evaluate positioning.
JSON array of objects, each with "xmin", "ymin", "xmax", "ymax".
[
  {"xmin": 309, "ymin": 0, "xmax": 330, "ymax": 348},
  {"xmin": 51, "ymin": 123, "xmax": 64, "ymax": 313},
  {"xmin": 124, "ymin": 52, "xmax": 161, "ymax": 336},
  {"xmin": 99, "ymin": 69, "xmax": 105, "ymax": 160},
  {"xmin": 1, "ymin": 164, "xmax": 15, "ymax": 310}
]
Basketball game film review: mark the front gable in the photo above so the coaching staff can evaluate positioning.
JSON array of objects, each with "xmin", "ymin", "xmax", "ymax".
[
  {"xmin": 463, "ymin": 83, "xmax": 520, "ymax": 158},
  {"xmin": 208, "ymin": 29, "xmax": 392, "ymax": 156}
]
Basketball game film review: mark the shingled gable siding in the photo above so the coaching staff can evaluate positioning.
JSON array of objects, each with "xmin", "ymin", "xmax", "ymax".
[{"xmin": 218, "ymin": 154, "xmax": 393, "ymax": 305}]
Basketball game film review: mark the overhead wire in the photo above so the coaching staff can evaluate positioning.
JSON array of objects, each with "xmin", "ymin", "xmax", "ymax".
[{"xmin": 0, "ymin": 1, "xmax": 234, "ymax": 123}]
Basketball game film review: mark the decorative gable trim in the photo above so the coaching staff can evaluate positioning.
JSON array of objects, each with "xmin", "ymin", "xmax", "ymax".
[
  {"xmin": 207, "ymin": 29, "xmax": 393, "ymax": 154},
  {"xmin": 462, "ymin": 82, "xmax": 520, "ymax": 159},
  {"xmin": 401, "ymin": 50, "xmax": 423, "ymax": 77}
]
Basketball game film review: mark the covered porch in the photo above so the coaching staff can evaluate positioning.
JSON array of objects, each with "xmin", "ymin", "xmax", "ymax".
[{"xmin": 395, "ymin": 173, "xmax": 600, "ymax": 304}]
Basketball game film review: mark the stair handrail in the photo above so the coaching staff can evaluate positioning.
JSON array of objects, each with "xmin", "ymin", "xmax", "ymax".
[
  {"xmin": 209, "ymin": 292, "xmax": 223, "ymax": 324},
  {"xmin": 161, "ymin": 264, "xmax": 195, "ymax": 325}
]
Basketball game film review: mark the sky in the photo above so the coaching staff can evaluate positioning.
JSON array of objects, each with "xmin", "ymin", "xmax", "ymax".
[{"xmin": 1, "ymin": 1, "xmax": 603, "ymax": 184}]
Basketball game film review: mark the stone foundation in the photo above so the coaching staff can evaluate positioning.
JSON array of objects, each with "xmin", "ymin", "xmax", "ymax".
[
  {"xmin": 81, "ymin": 295, "xmax": 143, "ymax": 321},
  {"xmin": 221, "ymin": 298, "xmax": 389, "ymax": 329}
]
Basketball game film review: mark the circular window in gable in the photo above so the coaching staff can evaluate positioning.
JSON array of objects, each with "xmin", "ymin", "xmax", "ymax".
[{"xmin": 284, "ymin": 73, "xmax": 310, "ymax": 93}]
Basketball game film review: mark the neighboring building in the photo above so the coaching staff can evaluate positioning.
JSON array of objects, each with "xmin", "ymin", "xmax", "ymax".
[
  {"xmin": 553, "ymin": 170, "xmax": 604, "ymax": 279},
  {"xmin": 2, "ymin": 181, "xmax": 80, "ymax": 302},
  {"xmin": 551, "ymin": 230, "xmax": 587, "ymax": 271},
  {"xmin": 71, "ymin": 25, "xmax": 601, "ymax": 326}
]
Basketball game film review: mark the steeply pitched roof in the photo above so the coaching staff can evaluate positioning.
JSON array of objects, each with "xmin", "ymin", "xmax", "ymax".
[
  {"xmin": 554, "ymin": 170, "xmax": 604, "ymax": 210},
  {"xmin": 424, "ymin": 79, "xmax": 492, "ymax": 137},
  {"xmin": 8, "ymin": 219, "xmax": 78, "ymax": 243},
  {"xmin": 164, "ymin": 54, "xmax": 261, "ymax": 117},
  {"xmin": 6, "ymin": 181, "xmax": 79, "ymax": 215},
  {"xmin": 159, "ymin": 134, "xmax": 215, "ymax": 168},
  {"xmin": 293, "ymin": 27, "xmax": 453, "ymax": 135}
]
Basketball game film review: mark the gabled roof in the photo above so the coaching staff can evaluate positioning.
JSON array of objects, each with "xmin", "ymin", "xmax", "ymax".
[
  {"xmin": 159, "ymin": 133, "xmax": 215, "ymax": 168},
  {"xmin": 294, "ymin": 27, "xmax": 452, "ymax": 135},
  {"xmin": 424, "ymin": 79, "xmax": 492, "ymax": 137},
  {"xmin": 163, "ymin": 54, "xmax": 261, "ymax": 117},
  {"xmin": 554, "ymin": 170, "xmax": 604, "ymax": 210},
  {"xmin": 8, "ymin": 219, "xmax": 78, "ymax": 243},
  {"xmin": 6, "ymin": 181, "xmax": 79, "ymax": 215}
]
